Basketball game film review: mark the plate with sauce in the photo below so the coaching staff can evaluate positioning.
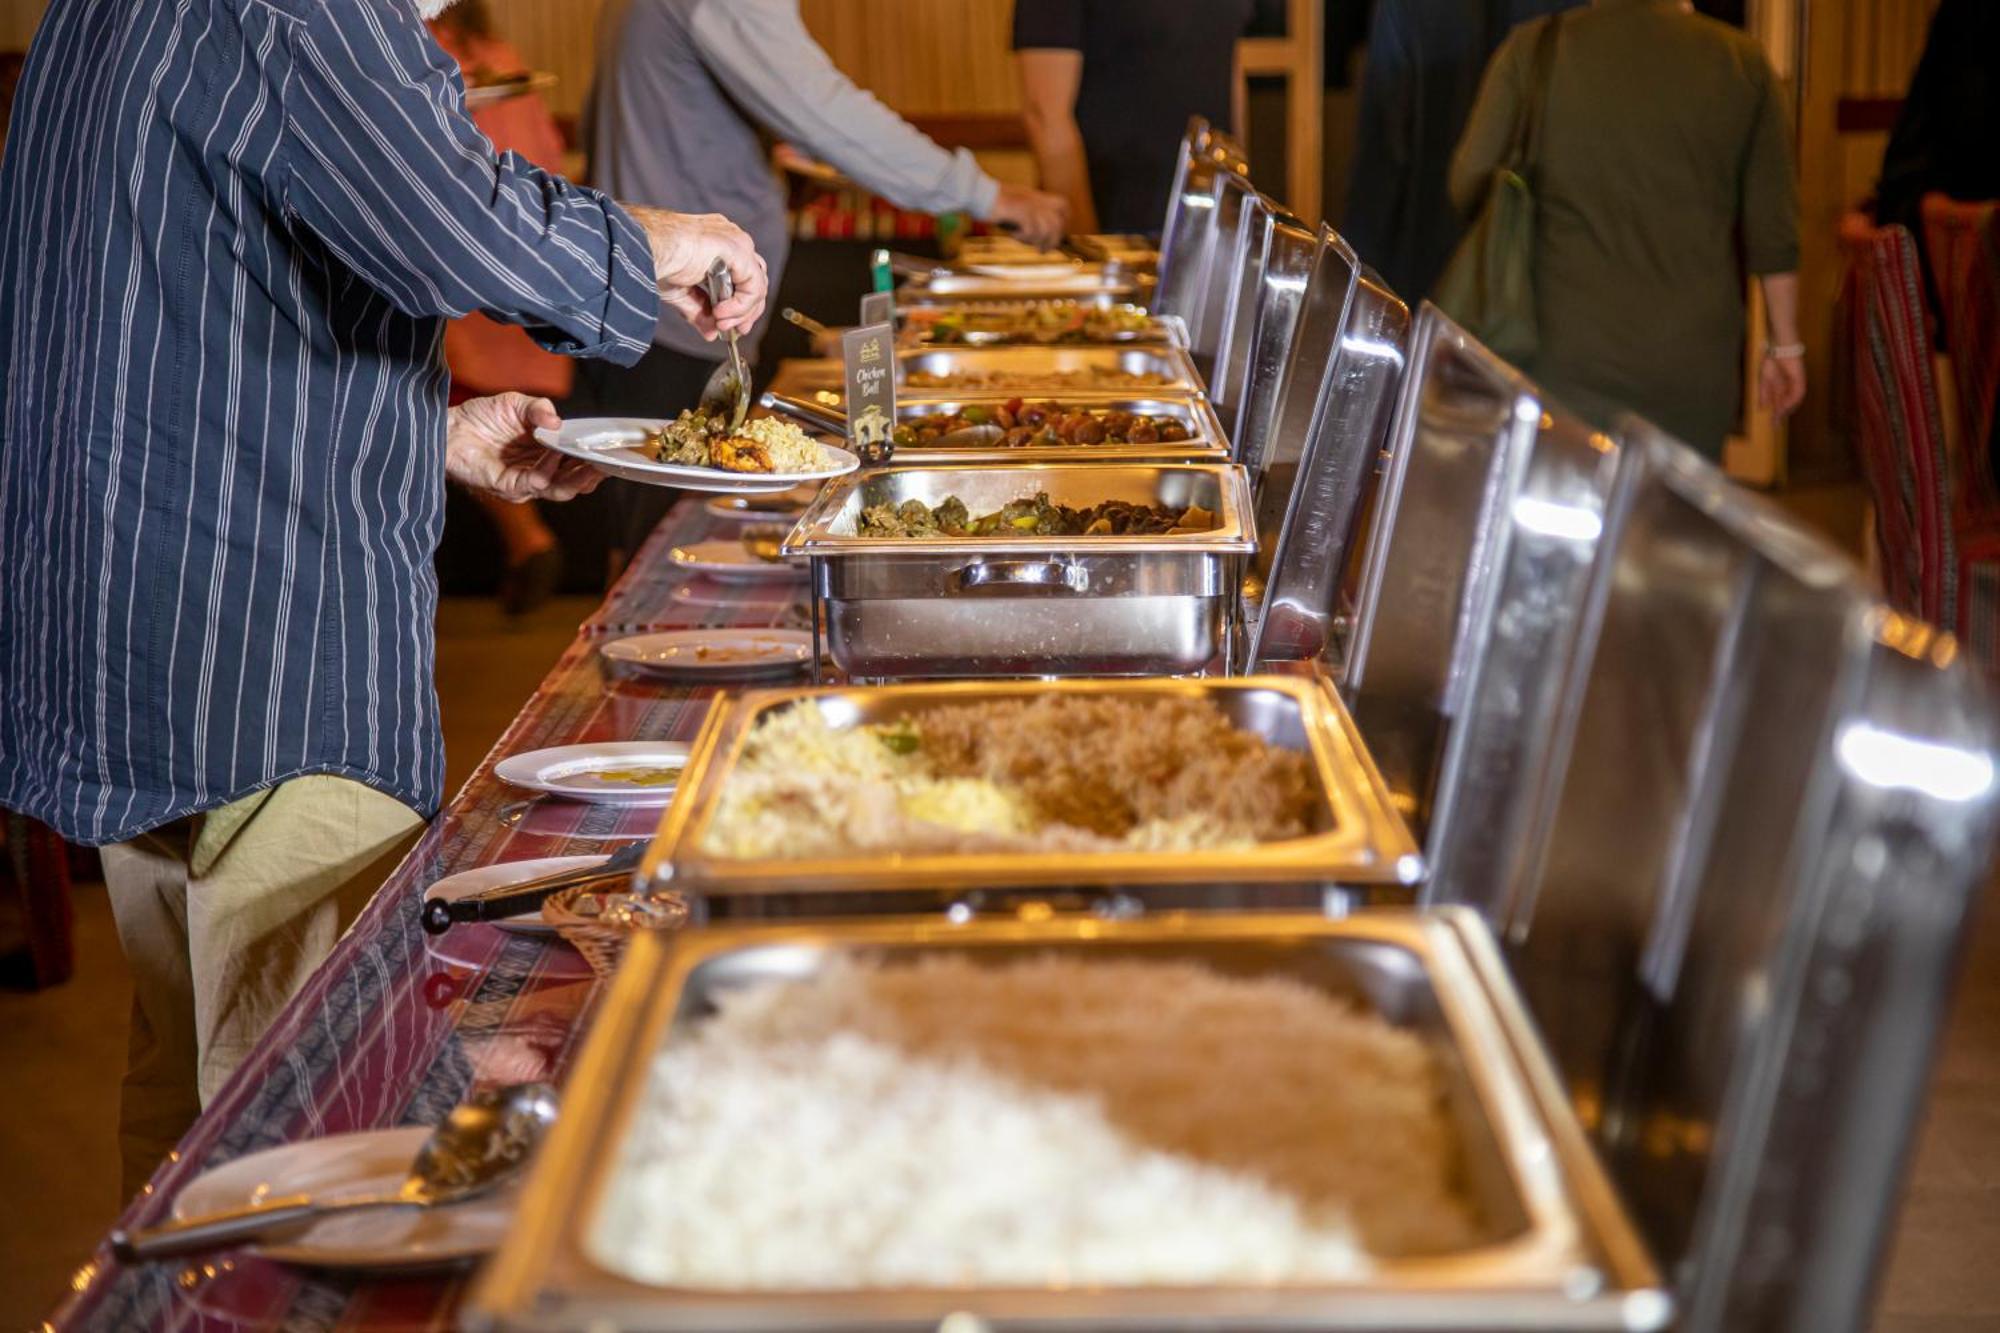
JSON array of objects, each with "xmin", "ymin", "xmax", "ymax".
[{"xmin": 493, "ymin": 741, "xmax": 693, "ymax": 806}]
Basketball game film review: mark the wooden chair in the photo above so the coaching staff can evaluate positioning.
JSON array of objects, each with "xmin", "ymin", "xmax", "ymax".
[{"xmin": 1837, "ymin": 212, "xmax": 2000, "ymax": 668}]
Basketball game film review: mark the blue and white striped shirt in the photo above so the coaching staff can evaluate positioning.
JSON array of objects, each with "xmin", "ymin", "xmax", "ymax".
[{"xmin": 0, "ymin": 0, "xmax": 659, "ymax": 845}]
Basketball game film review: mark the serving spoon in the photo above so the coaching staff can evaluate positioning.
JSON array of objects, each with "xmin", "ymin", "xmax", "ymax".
[
  {"xmin": 109, "ymin": 1082, "xmax": 560, "ymax": 1263},
  {"xmin": 697, "ymin": 257, "xmax": 752, "ymax": 433}
]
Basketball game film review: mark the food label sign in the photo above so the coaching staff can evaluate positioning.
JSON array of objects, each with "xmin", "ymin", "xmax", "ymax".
[{"xmin": 842, "ymin": 322, "xmax": 896, "ymax": 465}]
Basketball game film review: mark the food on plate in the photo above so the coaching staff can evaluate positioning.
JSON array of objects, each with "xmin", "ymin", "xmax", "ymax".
[
  {"xmin": 592, "ymin": 952, "xmax": 1479, "ymax": 1289},
  {"xmin": 903, "ymin": 365, "xmax": 1170, "ymax": 392},
  {"xmin": 891, "ymin": 398, "xmax": 1193, "ymax": 451},
  {"xmin": 912, "ymin": 302, "xmax": 1159, "ymax": 346},
  {"xmin": 698, "ymin": 694, "xmax": 1318, "ymax": 859},
  {"xmin": 586, "ymin": 766, "xmax": 682, "ymax": 787},
  {"xmin": 858, "ymin": 492, "xmax": 1217, "ymax": 539},
  {"xmin": 639, "ymin": 411, "xmax": 824, "ymax": 475}
]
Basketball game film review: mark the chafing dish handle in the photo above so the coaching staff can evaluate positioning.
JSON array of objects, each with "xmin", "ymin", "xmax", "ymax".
[
  {"xmin": 757, "ymin": 390, "xmax": 847, "ymax": 435},
  {"xmin": 949, "ymin": 560, "xmax": 1089, "ymax": 595}
]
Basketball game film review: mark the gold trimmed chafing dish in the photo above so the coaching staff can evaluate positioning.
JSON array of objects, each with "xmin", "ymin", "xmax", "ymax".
[
  {"xmin": 466, "ymin": 909, "xmax": 1668, "ymax": 1331},
  {"xmin": 639, "ymin": 675, "xmax": 1420, "ymax": 906}
]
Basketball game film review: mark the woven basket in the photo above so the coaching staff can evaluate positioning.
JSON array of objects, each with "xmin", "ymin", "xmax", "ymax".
[{"xmin": 541, "ymin": 884, "xmax": 690, "ymax": 978}]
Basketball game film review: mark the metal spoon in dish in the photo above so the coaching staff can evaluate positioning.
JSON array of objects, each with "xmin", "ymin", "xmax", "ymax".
[
  {"xmin": 108, "ymin": 1082, "xmax": 560, "ymax": 1263},
  {"xmin": 697, "ymin": 257, "xmax": 752, "ymax": 432}
]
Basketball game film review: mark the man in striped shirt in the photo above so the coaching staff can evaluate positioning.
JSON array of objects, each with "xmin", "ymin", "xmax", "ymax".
[{"xmin": 0, "ymin": 0, "xmax": 768, "ymax": 1195}]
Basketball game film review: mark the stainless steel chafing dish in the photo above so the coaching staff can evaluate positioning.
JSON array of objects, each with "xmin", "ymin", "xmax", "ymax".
[
  {"xmin": 641, "ymin": 675, "xmax": 1417, "ymax": 906},
  {"xmin": 887, "ymin": 395, "xmax": 1229, "ymax": 465},
  {"xmin": 760, "ymin": 345, "xmax": 1206, "ymax": 399},
  {"xmin": 894, "ymin": 264, "xmax": 1154, "ymax": 308},
  {"xmin": 762, "ymin": 391, "xmax": 1227, "ymax": 466},
  {"xmin": 897, "ymin": 344, "xmax": 1206, "ymax": 395},
  {"xmin": 782, "ymin": 464, "xmax": 1254, "ymax": 679},
  {"xmin": 899, "ymin": 301, "xmax": 1175, "ymax": 347},
  {"xmin": 467, "ymin": 909, "xmax": 1668, "ymax": 1332}
]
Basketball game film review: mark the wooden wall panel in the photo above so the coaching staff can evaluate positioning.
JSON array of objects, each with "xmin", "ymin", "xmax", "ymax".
[
  {"xmin": 797, "ymin": 0, "xmax": 1020, "ymax": 115},
  {"xmin": 484, "ymin": 0, "xmax": 605, "ymax": 121},
  {"xmin": 0, "ymin": 0, "xmax": 45, "ymax": 49}
]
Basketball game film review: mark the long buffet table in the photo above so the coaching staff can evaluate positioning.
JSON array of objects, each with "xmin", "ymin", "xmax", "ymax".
[{"xmin": 49, "ymin": 498, "xmax": 785, "ymax": 1332}]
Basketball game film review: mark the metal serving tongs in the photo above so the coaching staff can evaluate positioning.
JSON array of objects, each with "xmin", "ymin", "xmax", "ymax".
[
  {"xmin": 697, "ymin": 257, "xmax": 751, "ymax": 432},
  {"xmin": 758, "ymin": 389, "xmax": 1002, "ymax": 453},
  {"xmin": 421, "ymin": 843, "xmax": 646, "ymax": 935}
]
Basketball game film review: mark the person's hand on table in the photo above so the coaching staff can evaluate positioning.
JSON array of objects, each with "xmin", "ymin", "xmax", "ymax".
[
  {"xmin": 446, "ymin": 393, "xmax": 604, "ymax": 503},
  {"xmin": 623, "ymin": 204, "xmax": 769, "ymax": 340},
  {"xmin": 986, "ymin": 183, "xmax": 1069, "ymax": 250}
]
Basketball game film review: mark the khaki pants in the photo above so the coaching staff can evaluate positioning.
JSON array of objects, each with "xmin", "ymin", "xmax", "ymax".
[{"xmin": 100, "ymin": 775, "xmax": 423, "ymax": 1199}]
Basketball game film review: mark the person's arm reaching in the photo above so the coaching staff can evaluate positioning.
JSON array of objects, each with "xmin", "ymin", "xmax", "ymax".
[
  {"xmin": 688, "ymin": 0, "xmax": 1065, "ymax": 246},
  {"xmin": 1016, "ymin": 47, "xmax": 1097, "ymax": 236},
  {"xmin": 276, "ymin": 7, "xmax": 766, "ymax": 354}
]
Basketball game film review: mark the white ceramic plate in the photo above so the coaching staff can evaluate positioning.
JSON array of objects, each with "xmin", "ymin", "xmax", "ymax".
[
  {"xmin": 533, "ymin": 419, "xmax": 859, "ymax": 494},
  {"xmin": 420, "ymin": 855, "xmax": 605, "ymax": 936},
  {"xmin": 668, "ymin": 539, "xmax": 808, "ymax": 583},
  {"xmin": 492, "ymin": 741, "xmax": 690, "ymax": 806},
  {"xmin": 170, "ymin": 1128, "xmax": 516, "ymax": 1269},
  {"xmin": 600, "ymin": 629, "xmax": 814, "ymax": 679}
]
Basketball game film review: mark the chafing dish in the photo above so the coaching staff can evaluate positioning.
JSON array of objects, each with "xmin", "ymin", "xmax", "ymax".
[
  {"xmin": 762, "ymin": 391, "xmax": 1227, "ymax": 466},
  {"xmin": 467, "ymin": 909, "xmax": 1668, "ymax": 1332},
  {"xmin": 1211, "ymin": 204, "xmax": 1318, "ymax": 455},
  {"xmin": 760, "ymin": 345, "xmax": 1206, "ymax": 399},
  {"xmin": 639, "ymin": 675, "xmax": 1416, "ymax": 908},
  {"xmin": 1339, "ymin": 305, "xmax": 1618, "ymax": 855},
  {"xmin": 783, "ymin": 464, "xmax": 1254, "ymax": 679},
  {"xmin": 1156, "ymin": 115, "xmax": 1253, "ymax": 328},
  {"xmin": 1244, "ymin": 228, "xmax": 1411, "ymax": 676},
  {"xmin": 894, "ymin": 265, "xmax": 1153, "ymax": 307},
  {"xmin": 1069, "ymin": 232, "xmax": 1159, "ymax": 266},
  {"xmin": 1451, "ymin": 421, "xmax": 2000, "ymax": 1333},
  {"xmin": 885, "ymin": 395, "xmax": 1228, "ymax": 465},
  {"xmin": 897, "ymin": 344, "xmax": 1205, "ymax": 395},
  {"xmin": 899, "ymin": 301, "xmax": 1175, "ymax": 347}
]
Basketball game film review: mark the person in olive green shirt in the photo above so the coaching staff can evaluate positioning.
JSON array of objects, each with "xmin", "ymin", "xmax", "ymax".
[{"xmin": 1449, "ymin": 0, "xmax": 1806, "ymax": 456}]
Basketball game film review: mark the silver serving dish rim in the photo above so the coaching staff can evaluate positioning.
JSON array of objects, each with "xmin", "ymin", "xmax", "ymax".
[
  {"xmin": 782, "ymin": 462, "xmax": 1257, "ymax": 558},
  {"xmin": 642, "ymin": 676, "xmax": 1421, "ymax": 896},
  {"xmin": 465, "ymin": 909, "xmax": 1668, "ymax": 1332}
]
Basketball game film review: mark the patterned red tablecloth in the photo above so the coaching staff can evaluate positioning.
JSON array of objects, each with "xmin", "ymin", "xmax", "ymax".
[{"xmin": 46, "ymin": 497, "xmax": 805, "ymax": 1332}]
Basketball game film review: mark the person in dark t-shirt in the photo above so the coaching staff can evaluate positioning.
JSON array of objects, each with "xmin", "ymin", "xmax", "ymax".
[{"xmin": 1014, "ymin": 0, "xmax": 1256, "ymax": 236}]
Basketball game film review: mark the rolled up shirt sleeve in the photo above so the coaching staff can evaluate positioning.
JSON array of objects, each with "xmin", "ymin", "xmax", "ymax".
[
  {"xmin": 277, "ymin": 4, "xmax": 658, "ymax": 363},
  {"xmin": 688, "ymin": 0, "xmax": 999, "ymax": 221},
  {"xmin": 1739, "ymin": 50, "xmax": 1801, "ymax": 276}
]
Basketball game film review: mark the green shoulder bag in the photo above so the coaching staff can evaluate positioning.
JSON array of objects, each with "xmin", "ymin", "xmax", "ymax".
[{"xmin": 1434, "ymin": 14, "xmax": 1564, "ymax": 364}]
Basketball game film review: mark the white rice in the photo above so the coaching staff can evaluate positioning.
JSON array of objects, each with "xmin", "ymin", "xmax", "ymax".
[{"xmin": 590, "ymin": 953, "xmax": 1480, "ymax": 1290}]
